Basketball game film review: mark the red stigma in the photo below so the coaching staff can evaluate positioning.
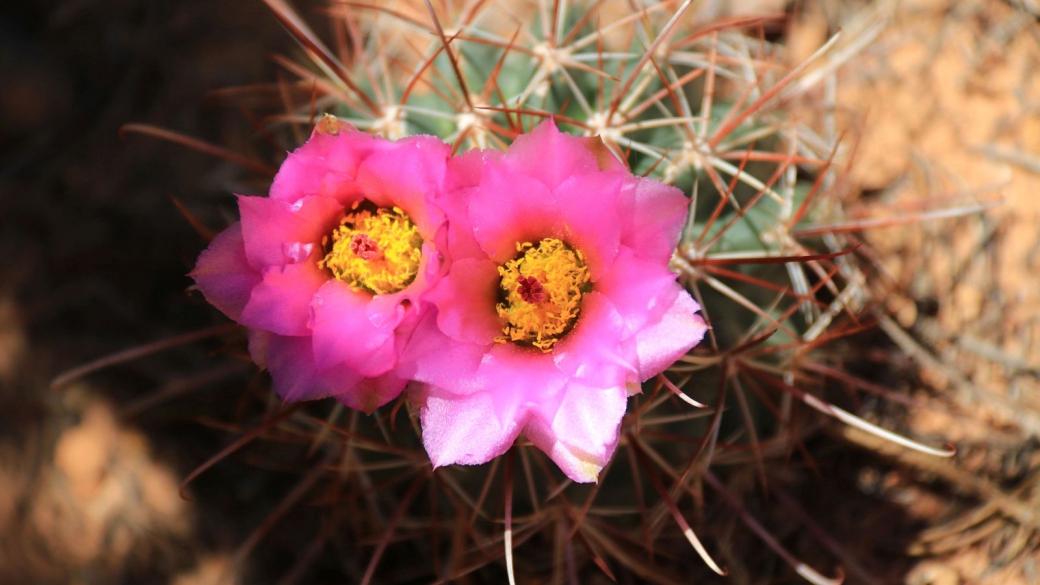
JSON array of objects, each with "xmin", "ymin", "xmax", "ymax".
[
  {"xmin": 350, "ymin": 233, "xmax": 380, "ymax": 260},
  {"xmin": 517, "ymin": 276, "xmax": 546, "ymax": 304}
]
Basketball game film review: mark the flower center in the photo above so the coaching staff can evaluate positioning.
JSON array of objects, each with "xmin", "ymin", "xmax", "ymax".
[
  {"xmin": 496, "ymin": 238, "xmax": 591, "ymax": 351},
  {"xmin": 320, "ymin": 205, "xmax": 423, "ymax": 295}
]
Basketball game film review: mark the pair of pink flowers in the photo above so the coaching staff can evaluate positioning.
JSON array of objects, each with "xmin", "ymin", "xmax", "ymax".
[{"xmin": 192, "ymin": 117, "xmax": 706, "ymax": 483}]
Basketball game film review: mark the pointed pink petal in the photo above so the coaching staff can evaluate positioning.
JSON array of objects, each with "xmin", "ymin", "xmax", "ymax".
[
  {"xmin": 397, "ymin": 316, "xmax": 488, "ymax": 394},
  {"xmin": 263, "ymin": 332, "xmax": 405, "ymax": 409},
  {"xmin": 552, "ymin": 171, "xmax": 624, "ymax": 278},
  {"xmin": 551, "ymin": 291, "xmax": 633, "ymax": 387},
  {"xmin": 365, "ymin": 291, "xmax": 410, "ymax": 331},
  {"xmin": 264, "ymin": 334, "xmax": 362, "ymax": 402},
  {"xmin": 370, "ymin": 240, "xmax": 443, "ymax": 318},
  {"xmin": 310, "ymin": 280, "xmax": 398, "ymax": 376},
  {"xmin": 353, "ymin": 135, "xmax": 449, "ymax": 235},
  {"xmin": 247, "ymin": 329, "xmax": 271, "ymax": 369},
  {"xmin": 618, "ymin": 177, "xmax": 689, "ymax": 264},
  {"xmin": 595, "ymin": 247, "xmax": 681, "ymax": 334},
  {"xmin": 269, "ymin": 129, "xmax": 384, "ymax": 202},
  {"xmin": 433, "ymin": 185, "xmax": 484, "ymax": 260},
  {"xmin": 269, "ymin": 151, "xmax": 338, "ymax": 203},
  {"xmin": 333, "ymin": 372, "xmax": 407, "ymax": 414},
  {"xmin": 240, "ymin": 261, "xmax": 327, "ymax": 336},
  {"xmin": 505, "ymin": 120, "xmax": 615, "ymax": 191},
  {"xmin": 190, "ymin": 222, "xmax": 261, "ymax": 321},
  {"xmin": 446, "ymin": 148, "xmax": 501, "ymax": 191},
  {"xmin": 631, "ymin": 285, "xmax": 706, "ymax": 381},
  {"xmin": 477, "ymin": 344, "xmax": 568, "ymax": 423},
  {"xmin": 468, "ymin": 163, "xmax": 557, "ymax": 263},
  {"xmin": 525, "ymin": 381, "xmax": 628, "ymax": 483},
  {"xmin": 414, "ymin": 387, "xmax": 527, "ymax": 467},
  {"xmin": 238, "ymin": 194, "xmax": 343, "ymax": 270},
  {"xmin": 427, "ymin": 258, "xmax": 501, "ymax": 345}
]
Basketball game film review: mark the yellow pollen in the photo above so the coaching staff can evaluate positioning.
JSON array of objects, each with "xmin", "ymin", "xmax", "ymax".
[
  {"xmin": 496, "ymin": 238, "xmax": 591, "ymax": 351},
  {"xmin": 320, "ymin": 205, "xmax": 423, "ymax": 295}
]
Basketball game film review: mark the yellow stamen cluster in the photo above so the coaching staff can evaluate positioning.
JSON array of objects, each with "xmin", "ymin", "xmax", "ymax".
[
  {"xmin": 320, "ymin": 205, "xmax": 423, "ymax": 295},
  {"xmin": 497, "ymin": 238, "xmax": 591, "ymax": 351}
]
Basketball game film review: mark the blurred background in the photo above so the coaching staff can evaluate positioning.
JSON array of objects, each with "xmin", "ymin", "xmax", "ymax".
[
  {"xmin": 1, "ymin": 1, "xmax": 315, "ymax": 583},
  {"xmin": 1, "ymin": 0, "xmax": 1039, "ymax": 583}
]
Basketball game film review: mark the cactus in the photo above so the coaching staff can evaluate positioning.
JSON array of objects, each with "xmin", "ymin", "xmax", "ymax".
[{"xmin": 108, "ymin": 0, "xmax": 961, "ymax": 582}]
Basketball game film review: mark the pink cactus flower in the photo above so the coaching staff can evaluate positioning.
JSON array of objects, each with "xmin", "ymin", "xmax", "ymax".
[
  {"xmin": 191, "ymin": 117, "xmax": 451, "ymax": 412},
  {"xmin": 403, "ymin": 121, "xmax": 707, "ymax": 483}
]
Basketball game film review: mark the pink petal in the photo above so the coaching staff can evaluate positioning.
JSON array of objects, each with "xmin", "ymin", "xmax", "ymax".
[
  {"xmin": 353, "ymin": 135, "xmax": 449, "ymax": 235},
  {"xmin": 397, "ymin": 316, "xmax": 488, "ymax": 394},
  {"xmin": 263, "ymin": 334, "xmax": 362, "ymax": 402},
  {"xmin": 505, "ymin": 120, "xmax": 614, "ymax": 191},
  {"xmin": 446, "ymin": 148, "xmax": 501, "ymax": 191},
  {"xmin": 309, "ymin": 280, "xmax": 399, "ymax": 376},
  {"xmin": 269, "ymin": 128, "xmax": 384, "ymax": 202},
  {"xmin": 552, "ymin": 171, "xmax": 624, "ymax": 279},
  {"xmin": 618, "ymin": 177, "xmax": 689, "ymax": 264},
  {"xmin": 190, "ymin": 222, "xmax": 261, "ymax": 321},
  {"xmin": 433, "ymin": 185, "xmax": 484, "ymax": 260},
  {"xmin": 269, "ymin": 151, "xmax": 336, "ymax": 203},
  {"xmin": 551, "ymin": 291, "xmax": 633, "ymax": 387},
  {"xmin": 467, "ymin": 163, "xmax": 557, "ymax": 263},
  {"xmin": 525, "ymin": 381, "xmax": 628, "ymax": 483},
  {"xmin": 476, "ymin": 344, "xmax": 568, "ymax": 424},
  {"xmin": 382, "ymin": 241, "xmax": 446, "ymax": 312},
  {"xmin": 365, "ymin": 291, "xmax": 410, "ymax": 331},
  {"xmin": 238, "ymin": 194, "xmax": 343, "ymax": 270},
  {"xmin": 263, "ymin": 331, "xmax": 405, "ymax": 409},
  {"xmin": 247, "ymin": 329, "xmax": 271, "ymax": 369},
  {"xmin": 594, "ymin": 247, "xmax": 681, "ymax": 334},
  {"xmin": 630, "ymin": 285, "xmax": 707, "ymax": 381},
  {"xmin": 437, "ymin": 150, "xmax": 502, "ymax": 261},
  {"xmin": 333, "ymin": 372, "xmax": 408, "ymax": 414},
  {"xmin": 414, "ymin": 387, "xmax": 527, "ymax": 468},
  {"xmin": 239, "ymin": 261, "xmax": 328, "ymax": 336},
  {"xmin": 427, "ymin": 258, "xmax": 501, "ymax": 345}
]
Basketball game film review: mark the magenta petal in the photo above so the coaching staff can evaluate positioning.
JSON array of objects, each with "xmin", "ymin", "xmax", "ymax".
[
  {"xmin": 618, "ymin": 177, "xmax": 689, "ymax": 264},
  {"xmin": 310, "ymin": 280, "xmax": 397, "ymax": 376},
  {"xmin": 505, "ymin": 120, "xmax": 610, "ymax": 191},
  {"xmin": 365, "ymin": 292, "xmax": 408, "ymax": 331},
  {"xmin": 552, "ymin": 292, "xmax": 633, "ymax": 387},
  {"xmin": 270, "ymin": 151, "xmax": 326, "ymax": 202},
  {"xmin": 552, "ymin": 171, "xmax": 624, "ymax": 278},
  {"xmin": 446, "ymin": 148, "xmax": 501, "ymax": 191},
  {"xmin": 247, "ymin": 329, "xmax": 271, "ymax": 369},
  {"xmin": 265, "ymin": 333, "xmax": 405, "ymax": 410},
  {"xmin": 191, "ymin": 222, "xmax": 261, "ymax": 321},
  {"xmin": 397, "ymin": 316, "xmax": 488, "ymax": 394},
  {"xmin": 269, "ymin": 129, "xmax": 383, "ymax": 202},
  {"xmin": 407, "ymin": 336, "xmax": 567, "ymax": 426},
  {"xmin": 477, "ymin": 345, "xmax": 568, "ymax": 422},
  {"xmin": 468, "ymin": 163, "xmax": 557, "ymax": 263},
  {"xmin": 238, "ymin": 194, "xmax": 343, "ymax": 270},
  {"xmin": 264, "ymin": 334, "xmax": 362, "ymax": 402},
  {"xmin": 434, "ymin": 185, "xmax": 484, "ymax": 260},
  {"xmin": 353, "ymin": 135, "xmax": 449, "ymax": 234},
  {"xmin": 428, "ymin": 258, "xmax": 501, "ymax": 345},
  {"xmin": 269, "ymin": 151, "xmax": 336, "ymax": 203},
  {"xmin": 384, "ymin": 242, "xmax": 445, "ymax": 313},
  {"xmin": 318, "ymin": 128, "xmax": 389, "ymax": 179},
  {"xmin": 334, "ymin": 372, "xmax": 407, "ymax": 414},
  {"xmin": 240, "ymin": 262, "xmax": 327, "ymax": 336},
  {"xmin": 631, "ymin": 285, "xmax": 707, "ymax": 381},
  {"xmin": 595, "ymin": 247, "xmax": 681, "ymax": 334},
  {"xmin": 525, "ymin": 381, "xmax": 628, "ymax": 483},
  {"xmin": 415, "ymin": 387, "xmax": 527, "ymax": 467}
]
